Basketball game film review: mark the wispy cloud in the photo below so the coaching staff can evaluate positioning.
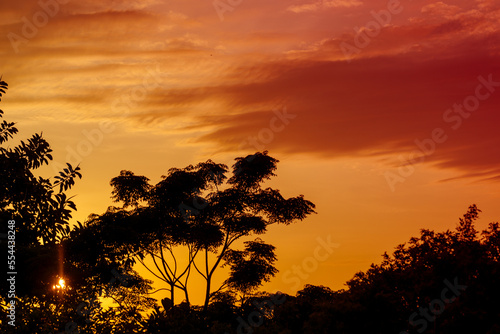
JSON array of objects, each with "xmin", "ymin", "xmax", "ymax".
[{"xmin": 288, "ymin": 0, "xmax": 363, "ymax": 13}]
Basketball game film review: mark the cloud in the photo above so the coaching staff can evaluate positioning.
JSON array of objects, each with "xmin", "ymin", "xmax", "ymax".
[
  {"xmin": 421, "ymin": 2, "xmax": 462, "ymax": 19},
  {"xmin": 288, "ymin": 0, "xmax": 363, "ymax": 13},
  {"xmin": 1, "ymin": 0, "xmax": 499, "ymax": 183},
  {"xmin": 147, "ymin": 3, "xmax": 500, "ymax": 181}
]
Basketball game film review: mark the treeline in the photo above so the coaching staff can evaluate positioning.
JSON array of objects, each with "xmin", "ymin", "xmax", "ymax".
[{"xmin": 132, "ymin": 205, "xmax": 500, "ymax": 334}]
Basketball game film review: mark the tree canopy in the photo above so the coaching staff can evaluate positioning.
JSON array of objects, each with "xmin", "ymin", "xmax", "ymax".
[
  {"xmin": 0, "ymin": 79, "xmax": 153, "ymax": 333},
  {"xmin": 75, "ymin": 150, "xmax": 317, "ymax": 312}
]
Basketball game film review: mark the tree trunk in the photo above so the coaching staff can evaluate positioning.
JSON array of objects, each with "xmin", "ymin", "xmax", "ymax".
[
  {"xmin": 183, "ymin": 287, "xmax": 190, "ymax": 305},
  {"xmin": 170, "ymin": 283, "xmax": 175, "ymax": 309},
  {"xmin": 203, "ymin": 275, "xmax": 211, "ymax": 313}
]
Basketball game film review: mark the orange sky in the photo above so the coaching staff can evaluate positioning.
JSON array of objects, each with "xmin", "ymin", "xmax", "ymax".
[{"xmin": 2, "ymin": 0, "xmax": 500, "ymax": 305}]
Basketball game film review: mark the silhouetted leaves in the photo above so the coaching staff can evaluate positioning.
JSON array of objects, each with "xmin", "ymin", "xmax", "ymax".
[
  {"xmin": 73, "ymin": 150, "xmax": 316, "ymax": 314},
  {"xmin": 0, "ymin": 76, "xmax": 7, "ymax": 101},
  {"xmin": 223, "ymin": 239, "xmax": 278, "ymax": 294},
  {"xmin": 54, "ymin": 163, "xmax": 82, "ymax": 193},
  {"xmin": 110, "ymin": 170, "xmax": 151, "ymax": 208},
  {"xmin": 0, "ymin": 80, "xmax": 103, "ymax": 334},
  {"xmin": 228, "ymin": 151, "xmax": 278, "ymax": 190},
  {"xmin": 0, "ymin": 119, "xmax": 18, "ymax": 144}
]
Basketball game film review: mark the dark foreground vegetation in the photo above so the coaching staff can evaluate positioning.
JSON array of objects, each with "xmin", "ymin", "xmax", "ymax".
[{"xmin": 1, "ymin": 79, "xmax": 500, "ymax": 333}]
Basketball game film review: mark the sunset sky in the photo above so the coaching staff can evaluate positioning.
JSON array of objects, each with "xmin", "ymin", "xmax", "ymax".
[{"xmin": 2, "ymin": 0, "xmax": 500, "ymax": 304}]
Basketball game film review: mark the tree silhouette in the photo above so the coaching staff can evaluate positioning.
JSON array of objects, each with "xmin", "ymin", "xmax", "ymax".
[
  {"xmin": 0, "ymin": 78, "xmax": 80, "ymax": 291},
  {"xmin": 223, "ymin": 238, "xmax": 278, "ymax": 296},
  {"xmin": 0, "ymin": 79, "xmax": 153, "ymax": 333},
  {"xmin": 264, "ymin": 205, "xmax": 500, "ymax": 334},
  {"xmin": 0, "ymin": 81, "xmax": 81, "ymax": 248},
  {"xmin": 73, "ymin": 151, "xmax": 316, "ymax": 314},
  {"xmin": 0, "ymin": 78, "xmax": 86, "ymax": 332}
]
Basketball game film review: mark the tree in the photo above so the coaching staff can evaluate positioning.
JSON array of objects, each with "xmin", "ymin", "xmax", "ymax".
[
  {"xmin": 332, "ymin": 205, "xmax": 500, "ymax": 333},
  {"xmin": 223, "ymin": 238, "xmax": 278, "ymax": 296},
  {"xmin": 0, "ymin": 78, "xmax": 81, "ymax": 295},
  {"xmin": 0, "ymin": 81, "xmax": 81, "ymax": 248},
  {"xmin": 75, "ymin": 151, "xmax": 316, "ymax": 313},
  {"xmin": 0, "ymin": 78, "xmax": 154, "ymax": 333},
  {"xmin": 257, "ymin": 205, "xmax": 500, "ymax": 334},
  {"xmin": 0, "ymin": 78, "xmax": 86, "ymax": 332}
]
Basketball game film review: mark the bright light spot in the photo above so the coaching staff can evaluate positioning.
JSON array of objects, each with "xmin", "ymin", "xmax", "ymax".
[{"xmin": 52, "ymin": 277, "xmax": 66, "ymax": 290}]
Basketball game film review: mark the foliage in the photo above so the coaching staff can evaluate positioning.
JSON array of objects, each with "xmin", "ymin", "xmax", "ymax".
[
  {"xmin": 137, "ymin": 204, "xmax": 500, "ymax": 333},
  {"xmin": 110, "ymin": 170, "xmax": 151, "ymax": 208},
  {"xmin": 0, "ymin": 79, "xmax": 81, "ymax": 301},
  {"xmin": 223, "ymin": 238, "xmax": 278, "ymax": 295},
  {"xmin": 74, "ymin": 151, "xmax": 316, "ymax": 312},
  {"xmin": 0, "ymin": 79, "xmax": 153, "ymax": 333},
  {"xmin": 264, "ymin": 205, "xmax": 500, "ymax": 334}
]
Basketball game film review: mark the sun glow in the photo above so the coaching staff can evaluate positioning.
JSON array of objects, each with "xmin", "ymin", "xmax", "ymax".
[{"xmin": 52, "ymin": 278, "xmax": 66, "ymax": 290}]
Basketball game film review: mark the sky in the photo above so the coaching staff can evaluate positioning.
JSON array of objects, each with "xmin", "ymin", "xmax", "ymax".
[{"xmin": 1, "ymin": 0, "xmax": 500, "ymax": 304}]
